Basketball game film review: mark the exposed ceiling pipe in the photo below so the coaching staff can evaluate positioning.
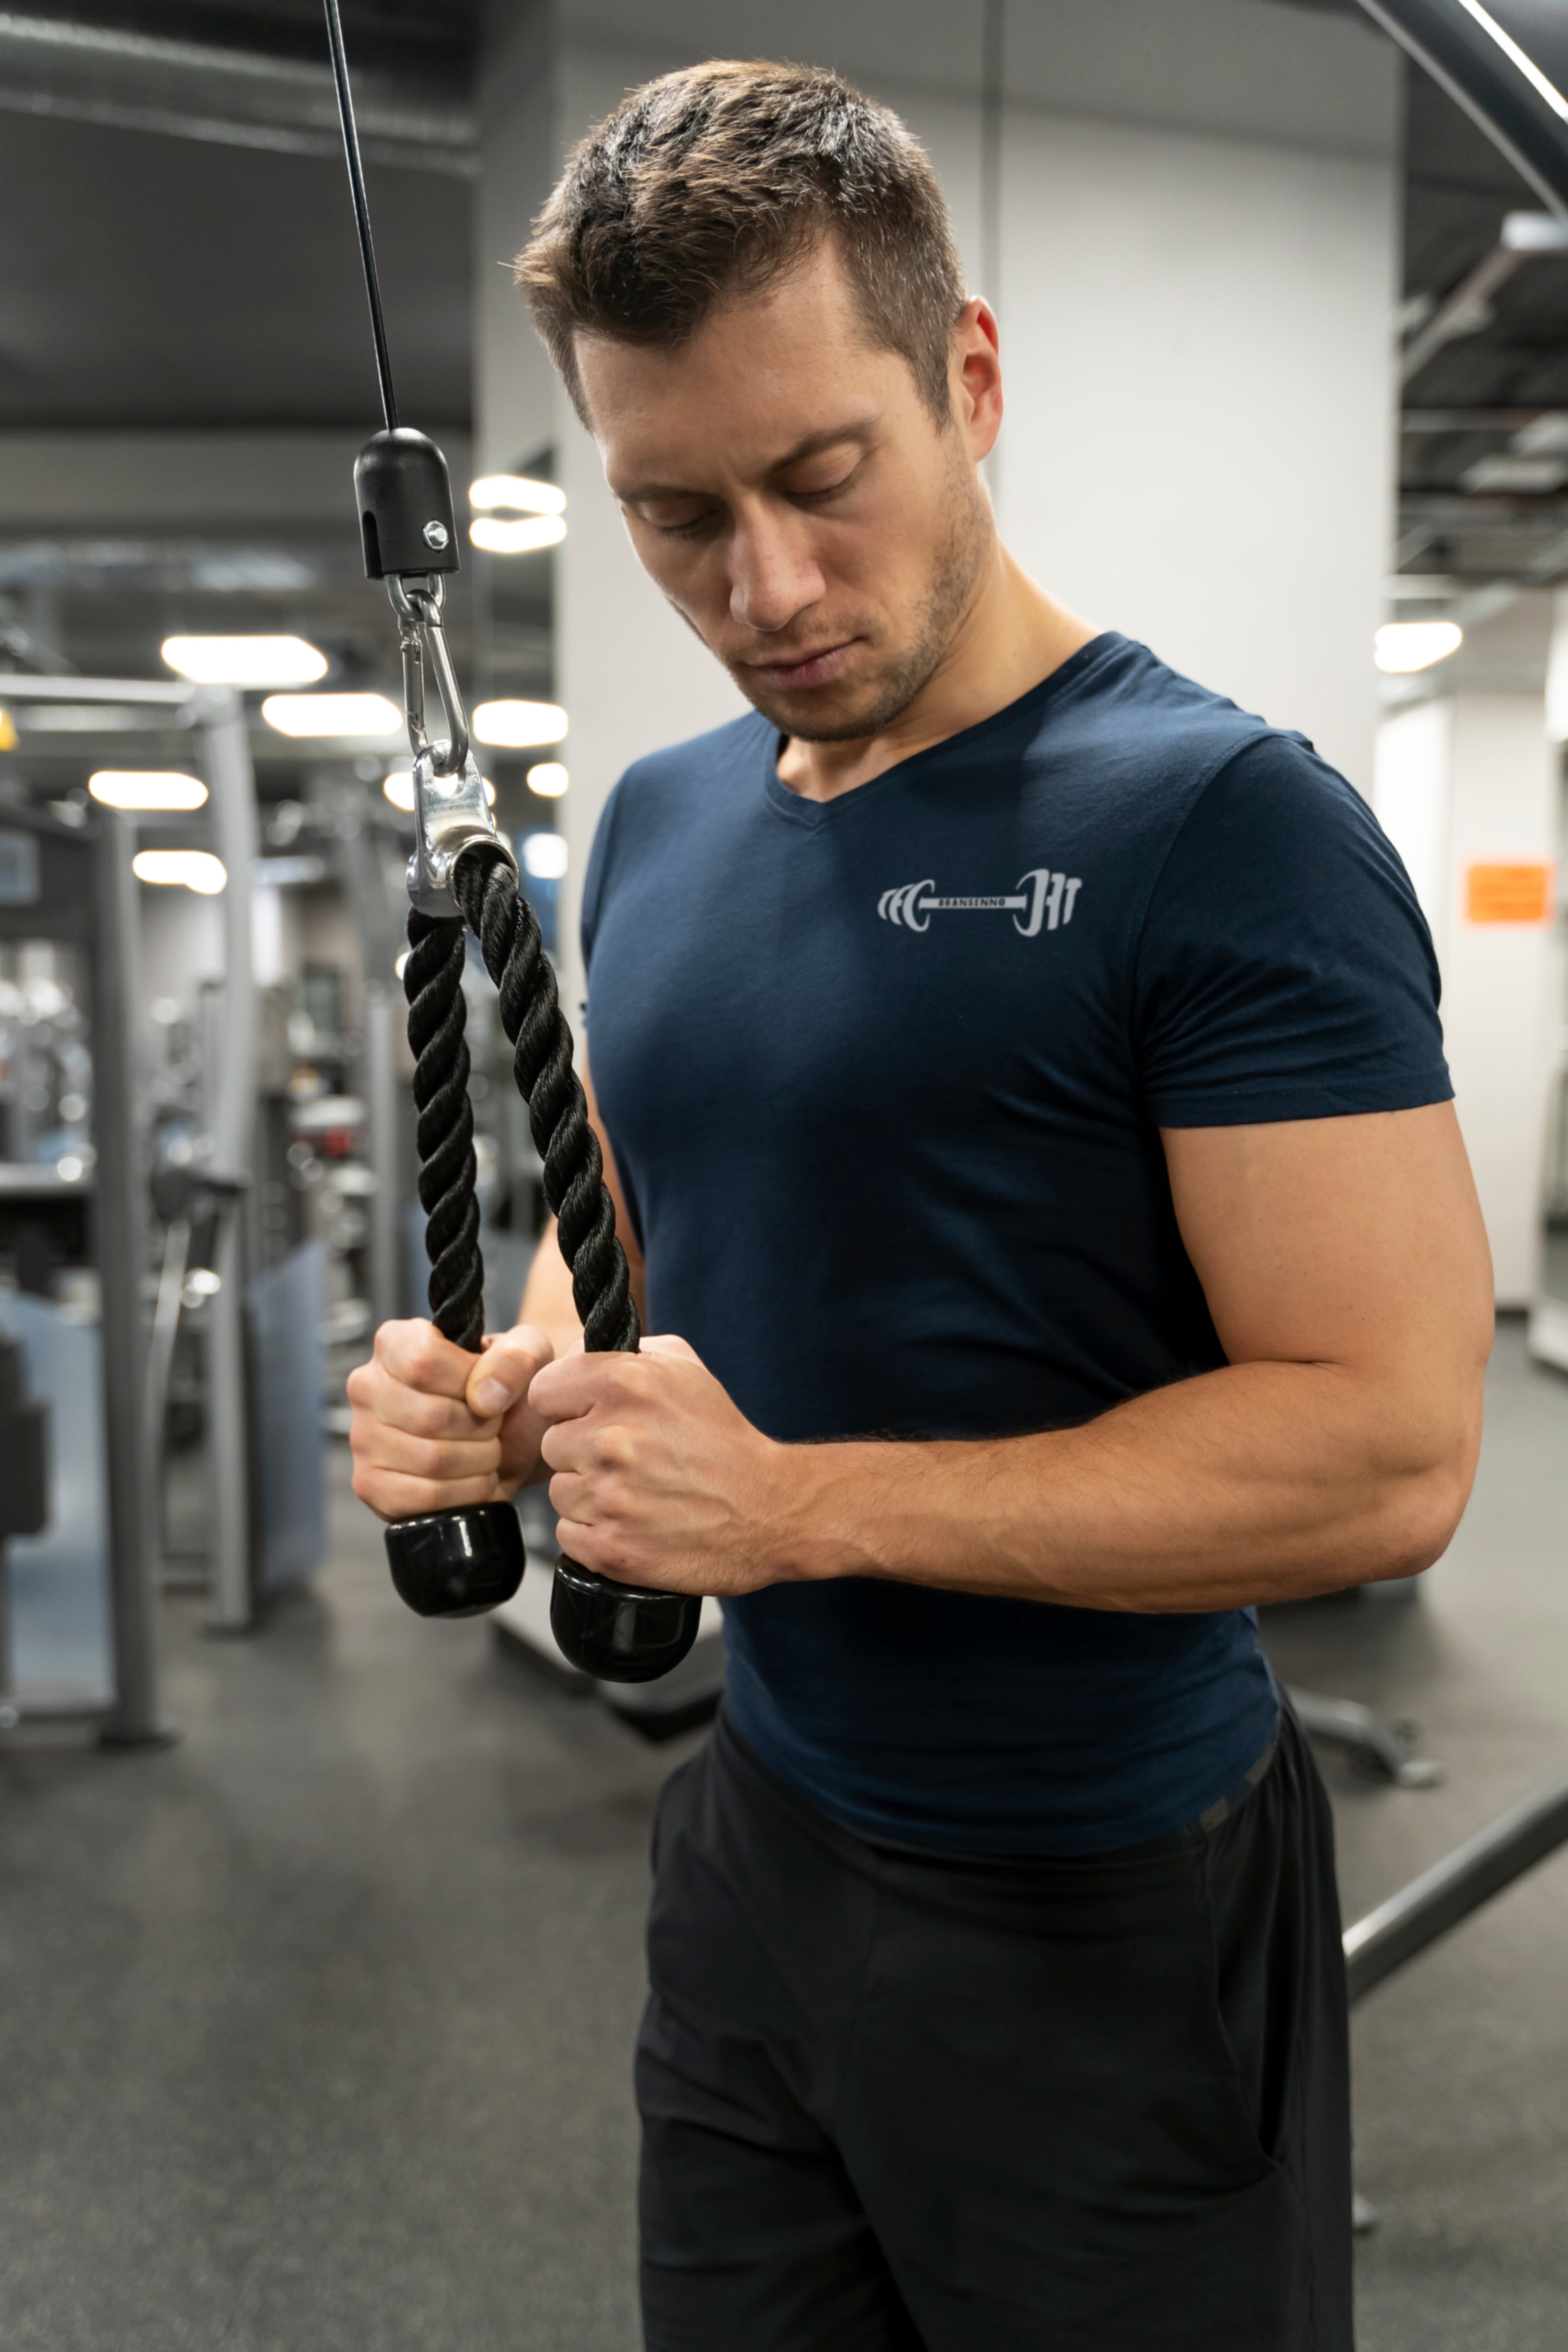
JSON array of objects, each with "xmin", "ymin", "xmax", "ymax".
[
  {"xmin": 1398, "ymin": 209, "xmax": 1568, "ymax": 384},
  {"xmin": 1353, "ymin": 0, "xmax": 1568, "ymax": 213},
  {"xmin": 0, "ymin": 11, "xmax": 473, "ymax": 175}
]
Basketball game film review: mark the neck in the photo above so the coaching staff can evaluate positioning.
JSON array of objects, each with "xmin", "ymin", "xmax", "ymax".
[{"xmin": 775, "ymin": 545, "xmax": 1097, "ymax": 803}]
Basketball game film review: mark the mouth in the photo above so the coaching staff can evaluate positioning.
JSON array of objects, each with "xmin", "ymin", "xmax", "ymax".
[{"xmin": 742, "ymin": 639, "xmax": 860, "ymax": 693}]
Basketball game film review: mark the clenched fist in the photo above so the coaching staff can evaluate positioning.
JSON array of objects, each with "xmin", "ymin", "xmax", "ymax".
[
  {"xmin": 347, "ymin": 1318, "xmax": 556, "ymax": 1523},
  {"xmin": 530, "ymin": 1335, "xmax": 796, "ymax": 1595}
]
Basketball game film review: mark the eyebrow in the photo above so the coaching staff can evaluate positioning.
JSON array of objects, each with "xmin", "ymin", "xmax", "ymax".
[{"xmin": 614, "ymin": 414, "xmax": 880, "ymax": 504}]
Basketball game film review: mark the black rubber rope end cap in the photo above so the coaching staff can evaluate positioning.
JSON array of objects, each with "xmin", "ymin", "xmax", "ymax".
[
  {"xmin": 550, "ymin": 1556, "xmax": 702, "ymax": 1683},
  {"xmin": 386, "ymin": 1502, "xmax": 526, "ymax": 1619}
]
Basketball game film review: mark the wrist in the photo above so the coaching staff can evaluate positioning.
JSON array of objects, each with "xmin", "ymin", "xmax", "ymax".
[{"xmin": 762, "ymin": 1439, "xmax": 879, "ymax": 1584}]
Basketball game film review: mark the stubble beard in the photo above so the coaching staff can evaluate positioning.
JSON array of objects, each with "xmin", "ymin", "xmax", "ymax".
[{"xmin": 725, "ymin": 463, "xmax": 993, "ymax": 745}]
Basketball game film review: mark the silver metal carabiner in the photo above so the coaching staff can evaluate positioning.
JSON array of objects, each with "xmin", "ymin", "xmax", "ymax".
[
  {"xmin": 387, "ymin": 572, "xmax": 514, "ymax": 916},
  {"xmin": 387, "ymin": 571, "xmax": 471, "ymax": 777}
]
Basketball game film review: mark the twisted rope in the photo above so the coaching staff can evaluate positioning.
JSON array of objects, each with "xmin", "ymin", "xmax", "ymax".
[
  {"xmin": 453, "ymin": 840, "xmax": 639, "ymax": 1354},
  {"xmin": 403, "ymin": 841, "xmax": 638, "ymax": 1360},
  {"xmin": 404, "ymin": 909, "xmax": 483, "ymax": 1349}
]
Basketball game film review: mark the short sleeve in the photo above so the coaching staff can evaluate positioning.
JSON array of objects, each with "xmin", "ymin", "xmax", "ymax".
[
  {"xmin": 578, "ymin": 775, "xmax": 627, "ymax": 1012},
  {"xmin": 1134, "ymin": 735, "xmax": 1452, "ymax": 1126}
]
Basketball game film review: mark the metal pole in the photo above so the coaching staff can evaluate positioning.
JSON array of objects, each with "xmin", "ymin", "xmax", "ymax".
[
  {"xmin": 198, "ymin": 688, "xmax": 259, "ymax": 1633},
  {"xmin": 1353, "ymin": 2, "xmax": 1568, "ymax": 217},
  {"xmin": 1344, "ymin": 1764, "xmax": 1568, "ymax": 2004},
  {"xmin": 92, "ymin": 808, "xmax": 172, "ymax": 1744}
]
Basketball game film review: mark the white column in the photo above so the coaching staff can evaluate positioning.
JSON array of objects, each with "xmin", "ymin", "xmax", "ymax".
[{"xmin": 1375, "ymin": 694, "xmax": 1560, "ymax": 1307}]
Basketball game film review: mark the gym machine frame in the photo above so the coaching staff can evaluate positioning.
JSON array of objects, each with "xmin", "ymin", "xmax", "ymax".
[{"xmin": 0, "ymin": 677, "xmax": 257, "ymax": 1740}]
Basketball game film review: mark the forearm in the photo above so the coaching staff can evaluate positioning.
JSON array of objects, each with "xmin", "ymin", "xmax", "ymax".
[
  {"xmin": 519, "ymin": 1217, "xmax": 585, "ymax": 1362},
  {"xmin": 774, "ymin": 1357, "xmax": 1481, "ymax": 1612}
]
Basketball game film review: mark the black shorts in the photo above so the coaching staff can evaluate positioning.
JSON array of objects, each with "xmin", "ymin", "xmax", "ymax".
[{"xmin": 636, "ymin": 1703, "xmax": 1352, "ymax": 2352}]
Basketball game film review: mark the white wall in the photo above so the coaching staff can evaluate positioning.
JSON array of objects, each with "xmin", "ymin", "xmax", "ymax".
[
  {"xmin": 1375, "ymin": 695, "xmax": 1559, "ymax": 1306},
  {"xmin": 997, "ymin": 112, "xmax": 1395, "ymax": 791},
  {"xmin": 478, "ymin": 0, "xmax": 1401, "ymax": 1015}
]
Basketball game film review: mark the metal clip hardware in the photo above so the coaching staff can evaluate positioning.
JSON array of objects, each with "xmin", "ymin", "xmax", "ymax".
[
  {"xmin": 388, "ymin": 572, "xmax": 471, "ymax": 779},
  {"xmin": 406, "ymin": 743, "xmax": 516, "ymax": 917}
]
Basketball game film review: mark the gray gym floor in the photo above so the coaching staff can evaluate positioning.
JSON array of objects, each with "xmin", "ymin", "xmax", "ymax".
[{"xmin": 1, "ymin": 1320, "xmax": 1564, "ymax": 2351}]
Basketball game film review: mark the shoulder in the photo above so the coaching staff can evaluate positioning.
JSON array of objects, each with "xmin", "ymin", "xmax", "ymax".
[
  {"xmin": 1023, "ymin": 635, "xmax": 1283, "ymax": 825},
  {"xmin": 1160, "ymin": 728, "xmax": 1398, "ymax": 897},
  {"xmin": 582, "ymin": 709, "xmax": 768, "ymax": 947},
  {"xmin": 604, "ymin": 710, "xmax": 769, "ymax": 833}
]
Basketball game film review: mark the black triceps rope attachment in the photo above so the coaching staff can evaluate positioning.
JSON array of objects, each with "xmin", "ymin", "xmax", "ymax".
[
  {"xmin": 405, "ymin": 848, "xmax": 637, "ymax": 1362},
  {"xmin": 397, "ymin": 849, "xmax": 699, "ymax": 1681},
  {"xmin": 322, "ymin": 0, "xmax": 700, "ymax": 1680}
]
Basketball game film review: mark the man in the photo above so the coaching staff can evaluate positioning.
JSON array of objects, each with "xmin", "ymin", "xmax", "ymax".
[{"xmin": 348, "ymin": 59, "xmax": 1493, "ymax": 2352}]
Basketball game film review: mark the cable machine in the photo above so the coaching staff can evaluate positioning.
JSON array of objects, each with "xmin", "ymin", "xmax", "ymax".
[{"xmin": 321, "ymin": 0, "xmax": 700, "ymax": 1683}]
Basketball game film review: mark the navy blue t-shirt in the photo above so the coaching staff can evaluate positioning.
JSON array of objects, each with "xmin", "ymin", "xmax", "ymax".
[{"xmin": 580, "ymin": 633, "xmax": 1451, "ymax": 1854}]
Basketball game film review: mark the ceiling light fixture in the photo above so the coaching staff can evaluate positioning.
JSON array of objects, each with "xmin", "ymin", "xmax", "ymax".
[
  {"xmin": 469, "ymin": 514, "xmax": 567, "ymax": 556},
  {"xmin": 89, "ymin": 771, "xmax": 208, "ymax": 811},
  {"xmin": 261, "ymin": 693, "xmax": 402, "ymax": 738},
  {"xmin": 1375, "ymin": 621, "xmax": 1463, "ymax": 675},
  {"xmin": 469, "ymin": 474, "xmax": 566, "ymax": 516},
  {"xmin": 161, "ymin": 636, "xmax": 328, "ymax": 686},
  {"xmin": 526, "ymin": 762, "xmax": 568, "ymax": 798},
  {"xmin": 473, "ymin": 699, "xmax": 568, "ymax": 749},
  {"xmin": 521, "ymin": 831, "xmax": 568, "ymax": 880},
  {"xmin": 132, "ymin": 849, "xmax": 228, "ymax": 894}
]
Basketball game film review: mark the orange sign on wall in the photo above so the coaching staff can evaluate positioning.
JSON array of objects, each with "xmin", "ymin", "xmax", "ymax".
[{"xmin": 1465, "ymin": 863, "xmax": 1553, "ymax": 924}]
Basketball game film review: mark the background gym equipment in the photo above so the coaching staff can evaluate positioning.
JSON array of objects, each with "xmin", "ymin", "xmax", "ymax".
[
  {"xmin": 0, "ymin": 1328, "xmax": 49, "ymax": 1729},
  {"xmin": 323, "ymin": 0, "xmax": 701, "ymax": 1680}
]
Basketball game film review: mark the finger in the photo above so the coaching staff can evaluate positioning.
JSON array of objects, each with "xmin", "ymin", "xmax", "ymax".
[
  {"xmin": 467, "ymin": 1323, "xmax": 554, "ymax": 1420},
  {"xmin": 352, "ymin": 1461, "xmax": 502, "ymax": 1522},
  {"xmin": 529, "ymin": 1349, "xmax": 630, "ymax": 1423},
  {"xmin": 537, "ymin": 1416, "xmax": 603, "ymax": 1474},
  {"xmin": 372, "ymin": 1317, "xmax": 477, "ymax": 1400},
  {"xmin": 546, "ymin": 1468, "xmax": 591, "ymax": 1521},
  {"xmin": 347, "ymin": 1355, "xmax": 498, "ymax": 1443},
  {"xmin": 352, "ymin": 1420, "xmax": 502, "ymax": 1484},
  {"xmin": 638, "ymin": 1333, "xmax": 700, "ymax": 1362}
]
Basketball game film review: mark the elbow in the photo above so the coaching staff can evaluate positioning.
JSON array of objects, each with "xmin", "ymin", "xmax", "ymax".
[{"xmin": 1348, "ymin": 1413, "xmax": 1483, "ymax": 1590}]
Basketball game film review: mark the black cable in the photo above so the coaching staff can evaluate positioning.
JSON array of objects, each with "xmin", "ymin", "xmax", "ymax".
[{"xmin": 321, "ymin": 0, "xmax": 400, "ymax": 432}]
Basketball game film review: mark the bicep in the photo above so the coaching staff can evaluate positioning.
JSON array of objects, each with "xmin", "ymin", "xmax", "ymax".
[{"xmin": 1161, "ymin": 1104, "xmax": 1492, "ymax": 1382}]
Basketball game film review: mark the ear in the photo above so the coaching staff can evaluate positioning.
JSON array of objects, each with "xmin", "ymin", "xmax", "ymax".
[{"xmin": 951, "ymin": 298, "xmax": 1002, "ymax": 463}]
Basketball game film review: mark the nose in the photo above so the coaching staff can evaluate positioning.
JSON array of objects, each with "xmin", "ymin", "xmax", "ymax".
[{"xmin": 728, "ymin": 504, "xmax": 823, "ymax": 636}]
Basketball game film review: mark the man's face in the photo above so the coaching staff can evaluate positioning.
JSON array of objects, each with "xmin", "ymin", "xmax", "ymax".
[{"xmin": 575, "ymin": 241, "xmax": 999, "ymax": 742}]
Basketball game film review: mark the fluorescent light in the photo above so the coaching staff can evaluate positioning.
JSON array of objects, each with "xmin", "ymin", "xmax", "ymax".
[
  {"xmin": 1375, "ymin": 621, "xmax": 1463, "ymax": 675},
  {"xmin": 383, "ymin": 768, "xmax": 494, "ymax": 812},
  {"xmin": 89, "ymin": 770, "xmax": 208, "ymax": 811},
  {"xmin": 474, "ymin": 699, "xmax": 567, "ymax": 748},
  {"xmin": 1461, "ymin": 453, "xmax": 1566, "ymax": 494},
  {"xmin": 162, "ymin": 635, "xmax": 328, "ymax": 686},
  {"xmin": 132, "ymin": 849, "xmax": 228, "ymax": 894},
  {"xmin": 527, "ymin": 762, "xmax": 568, "ymax": 798},
  {"xmin": 262, "ymin": 692, "xmax": 402, "ymax": 739},
  {"xmin": 1455, "ymin": 3, "xmax": 1568, "ymax": 126},
  {"xmin": 522, "ymin": 831, "xmax": 568, "ymax": 880},
  {"xmin": 469, "ymin": 474, "xmax": 566, "ymax": 516},
  {"xmin": 469, "ymin": 514, "xmax": 567, "ymax": 556}
]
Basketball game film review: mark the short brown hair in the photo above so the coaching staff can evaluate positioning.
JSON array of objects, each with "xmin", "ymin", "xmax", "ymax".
[{"xmin": 516, "ymin": 60, "xmax": 968, "ymax": 427}]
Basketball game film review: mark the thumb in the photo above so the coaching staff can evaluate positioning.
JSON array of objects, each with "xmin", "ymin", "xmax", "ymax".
[
  {"xmin": 467, "ymin": 1324, "xmax": 554, "ymax": 1418},
  {"xmin": 639, "ymin": 1333, "xmax": 701, "ymax": 1363}
]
